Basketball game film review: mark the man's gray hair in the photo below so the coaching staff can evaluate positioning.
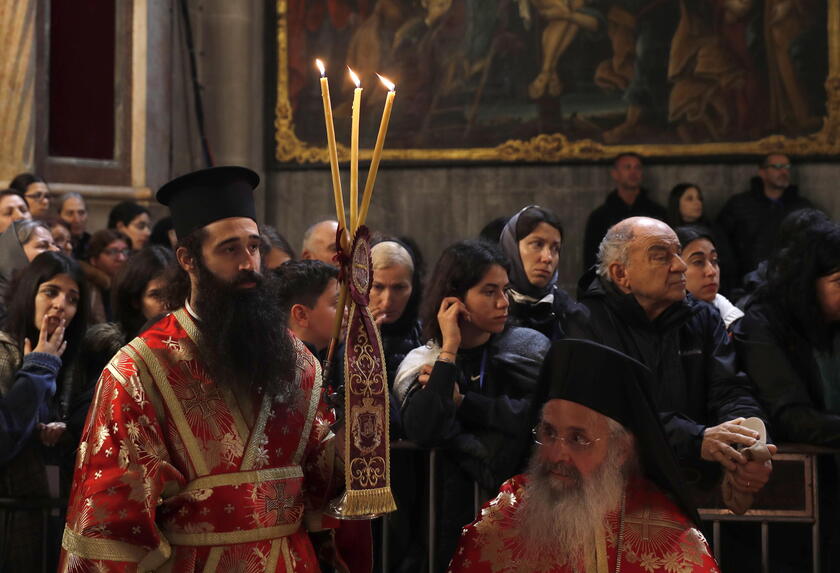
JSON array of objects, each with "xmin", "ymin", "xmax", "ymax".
[
  {"xmin": 371, "ymin": 241, "xmax": 413, "ymax": 273},
  {"xmin": 595, "ymin": 220, "xmax": 636, "ymax": 281},
  {"xmin": 301, "ymin": 219, "xmax": 337, "ymax": 251}
]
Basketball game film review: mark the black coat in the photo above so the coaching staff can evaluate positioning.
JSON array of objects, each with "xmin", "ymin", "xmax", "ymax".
[
  {"xmin": 507, "ymin": 285, "xmax": 588, "ymax": 340},
  {"xmin": 381, "ymin": 320, "xmax": 422, "ymax": 389},
  {"xmin": 583, "ymin": 189, "xmax": 667, "ymax": 271},
  {"xmin": 401, "ymin": 325, "xmax": 550, "ymax": 489},
  {"xmin": 569, "ymin": 272, "xmax": 768, "ymax": 468},
  {"xmin": 716, "ymin": 179, "xmax": 813, "ymax": 281},
  {"xmin": 733, "ymin": 299, "xmax": 840, "ymax": 447}
]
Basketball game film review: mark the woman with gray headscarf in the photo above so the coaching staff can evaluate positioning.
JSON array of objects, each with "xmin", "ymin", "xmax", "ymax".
[{"xmin": 499, "ymin": 205, "xmax": 584, "ymax": 339}]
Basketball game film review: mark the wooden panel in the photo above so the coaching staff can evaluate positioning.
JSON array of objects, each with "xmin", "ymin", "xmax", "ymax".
[{"xmin": 698, "ymin": 453, "xmax": 816, "ymax": 522}]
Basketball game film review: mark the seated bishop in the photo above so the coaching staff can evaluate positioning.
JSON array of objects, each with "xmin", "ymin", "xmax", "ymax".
[{"xmin": 449, "ymin": 339, "xmax": 720, "ymax": 573}]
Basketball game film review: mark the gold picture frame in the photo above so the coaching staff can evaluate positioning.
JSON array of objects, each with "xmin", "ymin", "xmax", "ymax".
[{"xmin": 275, "ymin": 0, "xmax": 840, "ymax": 163}]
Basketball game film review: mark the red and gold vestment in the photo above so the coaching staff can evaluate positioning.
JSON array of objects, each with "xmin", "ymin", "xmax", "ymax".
[
  {"xmin": 448, "ymin": 474, "xmax": 720, "ymax": 573},
  {"xmin": 59, "ymin": 308, "xmax": 338, "ymax": 572}
]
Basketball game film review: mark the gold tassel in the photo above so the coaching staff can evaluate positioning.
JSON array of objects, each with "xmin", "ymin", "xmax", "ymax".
[{"xmin": 342, "ymin": 487, "xmax": 398, "ymax": 516}]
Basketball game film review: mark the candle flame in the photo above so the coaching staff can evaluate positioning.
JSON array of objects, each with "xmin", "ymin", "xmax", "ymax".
[
  {"xmin": 348, "ymin": 67, "xmax": 361, "ymax": 88},
  {"xmin": 316, "ymin": 59, "xmax": 326, "ymax": 76},
  {"xmin": 377, "ymin": 74, "xmax": 395, "ymax": 92}
]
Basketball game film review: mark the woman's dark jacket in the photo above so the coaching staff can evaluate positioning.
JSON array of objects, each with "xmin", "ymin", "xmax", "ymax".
[
  {"xmin": 381, "ymin": 320, "xmax": 422, "ymax": 388},
  {"xmin": 733, "ymin": 297, "xmax": 840, "ymax": 446},
  {"xmin": 569, "ymin": 271, "xmax": 768, "ymax": 467},
  {"xmin": 400, "ymin": 325, "xmax": 550, "ymax": 490},
  {"xmin": 507, "ymin": 285, "xmax": 587, "ymax": 340}
]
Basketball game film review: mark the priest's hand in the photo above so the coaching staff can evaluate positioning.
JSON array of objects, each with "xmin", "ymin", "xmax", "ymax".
[
  {"xmin": 438, "ymin": 297, "xmax": 468, "ymax": 354},
  {"xmin": 730, "ymin": 444, "xmax": 777, "ymax": 493},
  {"xmin": 701, "ymin": 418, "xmax": 759, "ymax": 471}
]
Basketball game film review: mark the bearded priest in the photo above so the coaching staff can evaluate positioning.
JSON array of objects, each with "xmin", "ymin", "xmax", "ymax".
[
  {"xmin": 59, "ymin": 167, "xmax": 340, "ymax": 572},
  {"xmin": 449, "ymin": 339, "xmax": 720, "ymax": 573}
]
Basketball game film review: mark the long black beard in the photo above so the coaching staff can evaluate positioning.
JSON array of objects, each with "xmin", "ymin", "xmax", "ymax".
[{"xmin": 192, "ymin": 262, "xmax": 297, "ymax": 401}]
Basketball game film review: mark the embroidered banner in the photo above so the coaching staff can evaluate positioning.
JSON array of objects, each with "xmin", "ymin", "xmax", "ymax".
[{"xmin": 340, "ymin": 227, "xmax": 396, "ymax": 516}]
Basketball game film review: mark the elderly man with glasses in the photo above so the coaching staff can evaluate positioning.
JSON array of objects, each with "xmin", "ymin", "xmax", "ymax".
[
  {"xmin": 716, "ymin": 153, "xmax": 817, "ymax": 284},
  {"xmin": 450, "ymin": 340, "xmax": 721, "ymax": 572}
]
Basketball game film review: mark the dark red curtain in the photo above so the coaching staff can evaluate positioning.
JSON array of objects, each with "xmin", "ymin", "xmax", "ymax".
[{"xmin": 48, "ymin": 0, "xmax": 116, "ymax": 159}]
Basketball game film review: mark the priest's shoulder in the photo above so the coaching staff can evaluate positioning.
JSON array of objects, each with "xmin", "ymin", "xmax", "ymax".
[
  {"xmin": 125, "ymin": 310, "xmax": 190, "ymax": 352},
  {"xmin": 627, "ymin": 474, "xmax": 695, "ymax": 528}
]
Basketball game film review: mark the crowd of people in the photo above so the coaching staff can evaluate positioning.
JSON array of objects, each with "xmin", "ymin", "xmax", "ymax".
[{"xmin": 0, "ymin": 153, "xmax": 837, "ymax": 572}]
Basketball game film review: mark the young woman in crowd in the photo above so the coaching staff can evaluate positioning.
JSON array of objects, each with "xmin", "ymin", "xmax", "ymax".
[
  {"xmin": 84, "ymin": 229, "xmax": 131, "ymax": 323},
  {"xmin": 734, "ymin": 221, "xmax": 840, "ymax": 444},
  {"xmin": 0, "ymin": 251, "xmax": 89, "ymax": 569},
  {"xmin": 9, "ymin": 173, "xmax": 51, "ymax": 219},
  {"xmin": 499, "ymin": 205, "xmax": 584, "ymax": 339},
  {"xmin": 676, "ymin": 225, "xmax": 743, "ymax": 330},
  {"xmin": 260, "ymin": 224, "xmax": 296, "ymax": 269},
  {"xmin": 0, "ymin": 190, "xmax": 31, "ymax": 234},
  {"xmin": 667, "ymin": 182, "xmax": 709, "ymax": 227},
  {"xmin": 107, "ymin": 201, "xmax": 151, "ymax": 251},
  {"xmin": 734, "ymin": 220, "xmax": 840, "ymax": 570},
  {"xmin": 394, "ymin": 239, "xmax": 549, "ymax": 571},
  {"xmin": 112, "ymin": 245, "xmax": 174, "ymax": 339}
]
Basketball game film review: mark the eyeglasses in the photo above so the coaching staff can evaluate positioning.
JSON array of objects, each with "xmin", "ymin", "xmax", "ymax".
[
  {"xmin": 532, "ymin": 423, "xmax": 601, "ymax": 453},
  {"xmin": 25, "ymin": 192, "xmax": 50, "ymax": 201},
  {"xmin": 102, "ymin": 248, "xmax": 130, "ymax": 257},
  {"xmin": 765, "ymin": 163, "xmax": 791, "ymax": 170}
]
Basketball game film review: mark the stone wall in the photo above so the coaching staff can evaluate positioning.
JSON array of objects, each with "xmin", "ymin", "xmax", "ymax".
[{"xmin": 265, "ymin": 161, "xmax": 840, "ymax": 290}]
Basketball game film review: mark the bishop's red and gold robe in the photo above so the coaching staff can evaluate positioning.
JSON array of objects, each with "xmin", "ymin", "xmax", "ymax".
[
  {"xmin": 448, "ymin": 474, "xmax": 720, "ymax": 573},
  {"xmin": 59, "ymin": 308, "xmax": 338, "ymax": 572}
]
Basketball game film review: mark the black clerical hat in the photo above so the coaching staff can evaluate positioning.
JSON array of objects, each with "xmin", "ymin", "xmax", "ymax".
[
  {"xmin": 531, "ymin": 339, "xmax": 701, "ymax": 525},
  {"xmin": 156, "ymin": 166, "xmax": 259, "ymax": 239}
]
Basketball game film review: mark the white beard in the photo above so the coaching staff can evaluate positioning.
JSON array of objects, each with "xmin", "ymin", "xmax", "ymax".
[{"xmin": 517, "ymin": 441, "xmax": 630, "ymax": 563}]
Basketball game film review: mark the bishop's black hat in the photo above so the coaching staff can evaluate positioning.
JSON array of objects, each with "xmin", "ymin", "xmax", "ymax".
[
  {"xmin": 156, "ymin": 166, "xmax": 259, "ymax": 239},
  {"xmin": 531, "ymin": 339, "xmax": 701, "ymax": 526}
]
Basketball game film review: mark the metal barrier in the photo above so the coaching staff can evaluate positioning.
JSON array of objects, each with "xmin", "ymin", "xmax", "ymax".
[
  {"xmin": 697, "ymin": 444, "xmax": 834, "ymax": 573},
  {"xmin": 378, "ymin": 441, "xmax": 489, "ymax": 573}
]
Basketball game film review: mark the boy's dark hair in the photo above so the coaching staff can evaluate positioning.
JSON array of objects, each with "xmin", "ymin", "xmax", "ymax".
[{"xmin": 273, "ymin": 260, "xmax": 338, "ymax": 310}]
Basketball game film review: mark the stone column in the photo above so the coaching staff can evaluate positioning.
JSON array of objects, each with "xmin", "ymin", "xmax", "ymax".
[
  {"xmin": 192, "ymin": 0, "xmax": 266, "ymax": 219},
  {"xmin": 0, "ymin": 1, "xmax": 37, "ymax": 183}
]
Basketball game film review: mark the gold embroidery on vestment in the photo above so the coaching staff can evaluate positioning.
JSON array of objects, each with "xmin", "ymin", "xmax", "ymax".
[{"xmin": 132, "ymin": 337, "xmax": 211, "ymax": 475}]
